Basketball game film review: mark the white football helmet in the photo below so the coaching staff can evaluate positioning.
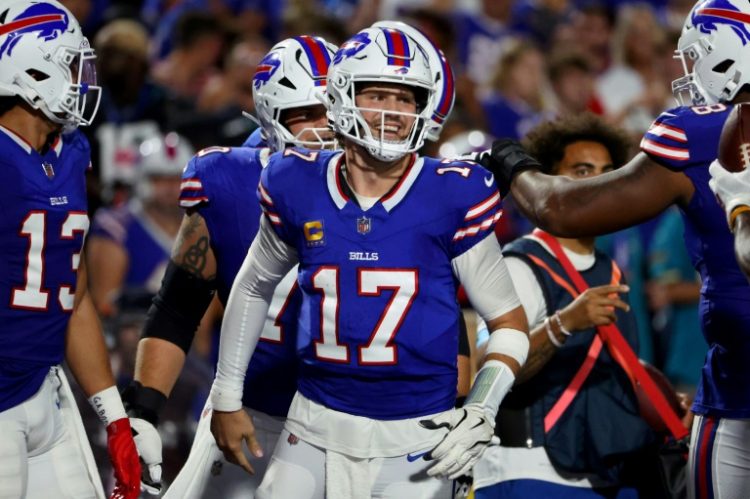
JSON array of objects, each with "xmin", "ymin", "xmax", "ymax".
[
  {"xmin": 0, "ymin": 0, "xmax": 101, "ymax": 128},
  {"xmin": 326, "ymin": 27, "xmax": 435, "ymax": 162},
  {"xmin": 372, "ymin": 20, "xmax": 455, "ymax": 142},
  {"xmin": 251, "ymin": 36, "xmax": 337, "ymax": 152},
  {"xmin": 673, "ymin": 0, "xmax": 750, "ymax": 106},
  {"xmin": 138, "ymin": 132, "xmax": 194, "ymax": 177}
]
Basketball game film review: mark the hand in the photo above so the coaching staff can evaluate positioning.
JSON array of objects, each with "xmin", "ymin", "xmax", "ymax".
[
  {"xmin": 419, "ymin": 405, "xmax": 494, "ymax": 479},
  {"xmin": 210, "ymin": 408, "xmax": 263, "ymax": 474},
  {"xmin": 130, "ymin": 417, "xmax": 162, "ymax": 494},
  {"xmin": 708, "ymin": 160, "xmax": 750, "ymax": 228},
  {"xmin": 475, "ymin": 139, "xmax": 542, "ymax": 197},
  {"xmin": 559, "ymin": 285, "xmax": 630, "ymax": 331},
  {"xmin": 107, "ymin": 418, "xmax": 142, "ymax": 499}
]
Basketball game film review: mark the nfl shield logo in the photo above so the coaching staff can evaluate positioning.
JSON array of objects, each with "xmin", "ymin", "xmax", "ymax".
[
  {"xmin": 357, "ymin": 216, "xmax": 371, "ymax": 235},
  {"xmin": 42, "ymin": 162, "xmax": 55, "ymax": 180}
]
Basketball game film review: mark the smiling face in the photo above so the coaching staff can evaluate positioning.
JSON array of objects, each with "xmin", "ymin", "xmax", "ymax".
[
  {"xmin": 354, "ymin": 82, "xmax": 418, "ymax": 143},
  {"xmin": 554, "ymin": 140, "xmax": 615, "ymax": 179},
  {"xmin": 280, "ymin": 104, "xmax": 332, "ymax": 148}
]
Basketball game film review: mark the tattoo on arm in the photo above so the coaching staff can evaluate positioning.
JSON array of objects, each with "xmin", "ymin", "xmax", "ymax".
[{"xmin": 172, "ymin": 212, "xmax": 216, "ymax": 280}]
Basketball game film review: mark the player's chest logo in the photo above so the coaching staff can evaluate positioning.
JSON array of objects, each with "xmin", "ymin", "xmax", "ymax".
[
  {"xmin": 303, "ymin": 220, "xmax": 325, "ymax": 248},
  {"xmin": 356, "ymin": 215, "xmax": 371, "ymax": 235},
  {"xmin": 42, "ymin": 162, "xmax": 55, "ymax": 180}
]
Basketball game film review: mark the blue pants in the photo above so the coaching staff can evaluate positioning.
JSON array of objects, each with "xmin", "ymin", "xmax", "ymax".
[{"xmin": 474, "ymin": 479, "xmax": 639, "ymax": 499}]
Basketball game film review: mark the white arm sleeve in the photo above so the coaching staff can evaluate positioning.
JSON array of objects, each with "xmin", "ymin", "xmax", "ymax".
[
  {"xmin": 452, "ymin": 234, "xmax": 522, "ymax": 322},
  {"xmin": 475, "ymin": 257, "xmax": 548, "ymax": 347},
  {"xmin": 210, "ymin": 216, "xmax": 298, "ymax": 412}
]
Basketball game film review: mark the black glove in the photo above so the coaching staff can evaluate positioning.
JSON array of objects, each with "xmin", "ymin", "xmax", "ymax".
[{"xmin": 477, "ymin": 138, "xmax": 542, "ymax": 197}]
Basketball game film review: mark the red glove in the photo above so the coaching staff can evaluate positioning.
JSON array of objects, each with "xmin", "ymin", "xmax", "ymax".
[{"xmin": 107, "ymin": 417, "xmax": 142, "ymax": 499}]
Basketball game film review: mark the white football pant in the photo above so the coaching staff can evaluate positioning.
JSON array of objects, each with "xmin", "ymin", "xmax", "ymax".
[
  {"xmin": 164, "ymin": 400, "xmax": 284, "ymax": 499},
  {"xmin": 0, "ymin": 366, "xmax": 104, "ymax": 499},
  {"xmin": 256, "ymin": 429, "xmax": 452, "ymax": 499}
]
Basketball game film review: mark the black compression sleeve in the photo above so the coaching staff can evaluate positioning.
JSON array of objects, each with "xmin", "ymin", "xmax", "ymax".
[
  {"xmin": 141, "ymin": 261, "xmax": 217, "ymax": 354},
  {"xmin": 458, "ymin": 311, "xmax": 470, "ymax": 358}
]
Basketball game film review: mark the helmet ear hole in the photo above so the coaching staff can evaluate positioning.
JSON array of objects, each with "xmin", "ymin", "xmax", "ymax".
[{"xmin": 713, "ymin": 59, "xmax": 734, "ymax": 74}]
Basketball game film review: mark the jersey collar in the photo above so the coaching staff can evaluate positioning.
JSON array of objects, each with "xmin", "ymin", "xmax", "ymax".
[
  {"xmin": 0, "ymin": 124, "xmax": 33, "ymax": 154},
  {"xmin": 326, "ymin": 152, "xmax": 423, "ymax": 212},
  {"xmin": 0, "ymin": 125, "xmax": 64, "ymax": 157}
]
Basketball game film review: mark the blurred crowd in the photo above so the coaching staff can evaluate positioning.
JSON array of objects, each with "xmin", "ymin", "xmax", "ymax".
[{"xmin": 65, "ymin": 0, "xmax": 707, "ymax": 489}]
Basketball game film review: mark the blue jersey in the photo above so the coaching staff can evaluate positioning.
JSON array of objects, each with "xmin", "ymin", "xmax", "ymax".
[
  {"xmin": 242, "ymin": 128, "xmax": 265, "ymax": 149},
  {"xmin": 641, "ymin": 103, "xmax": 750, "ymax": 418},
  {"xmin": 0, "ymin": 127, "xmax": 90, "ymax": 412},
  {"xmin": 259, "ymin": 149, "xmax": 502, "ymax": 420},
  {"xmin": 179, "ymin": 146, "xmax": 300, "ymax": 416},
  {"xmin": 89, "ymin": 201, "xmax": 173, "ymax": 294}
]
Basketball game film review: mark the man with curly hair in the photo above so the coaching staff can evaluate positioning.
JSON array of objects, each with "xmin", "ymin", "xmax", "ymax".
[{"xmin": 473, "ymin": 113, "xmax": 654, "ymax": 498}]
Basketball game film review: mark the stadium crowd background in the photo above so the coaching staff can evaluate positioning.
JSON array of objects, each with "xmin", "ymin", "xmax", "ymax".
[{"xmin": 65, "ymin": 0, "xmax": 707, "ymax": 491}]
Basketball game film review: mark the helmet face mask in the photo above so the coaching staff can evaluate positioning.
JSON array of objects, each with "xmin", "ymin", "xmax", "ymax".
[
  {"xmin": 0, "ymin": 0, "xmax": 101, "ymax": 129},
  {"xmin": 672, "ymin": 0, "xmax": 750, "ymax": 106},
  {"xmin": 326, "ymin": 27, "xmax": 436, "ymax": 162},
  {"xmin": 251, "ymin": 36, "xmax": 337, "ymax": 152}
]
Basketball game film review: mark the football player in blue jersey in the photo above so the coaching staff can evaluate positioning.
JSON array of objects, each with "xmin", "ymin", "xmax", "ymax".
[
  {"xmin": 481, "ymin": 1, "xmax": 750, "ymax": 497},
  {"xmin": 0, "ymin": 1, "xmax": 141, "ymax": 498},
  {"xmin": 209, "ymin": 26, "xmax": 529, "ymax": 499},
  {"xmin": 121, "ymin": 36, "xmax": 338, "ymax": 498},
  {"xmin": 710, "ymin": 163, "xmax": 750, "ymax": 281}
]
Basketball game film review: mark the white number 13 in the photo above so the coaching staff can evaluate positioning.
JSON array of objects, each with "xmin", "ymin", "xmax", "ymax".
[{"xmin": 12, "ymin": 211, "xmax": 89, "ymax": 312}]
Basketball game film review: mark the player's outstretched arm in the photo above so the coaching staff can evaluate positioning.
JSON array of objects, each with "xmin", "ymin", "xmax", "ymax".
[
  {"xmin": 210, "ymin": 216, "xmax": 298, "ymax": 474},
  {"xmin": 123, "ymin": 211, "xmax": 219, "ymax": 494},
  {"xmin": 65, "ymin": 257, "xmax": 141, "ymax": 499},
  {"xmin": 483, "ymin": 140, "xmax": 693, "ymax": 238}
]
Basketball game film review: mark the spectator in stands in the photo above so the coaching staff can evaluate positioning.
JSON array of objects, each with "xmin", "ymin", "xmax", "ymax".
[
  {"xmin": 548, "ymin": 50, "xmax": 604, "ymax": 117},
  {"xmin": 481, "ymin": 39, "xmax": 552, "ymax": 140},
  {"xmin": 555, "ymin": 3, "xmax": 614, "ymax": 75},
  {"xmin": 151, "ymin": 11, "xmax": 224, "ymax": 100},
  {"xmin": 597, "ymin": 4, "xmax": 668, "ymax": 133},
  {"xmin": 647, "ymin": 207, "xmax": 706, "ymax": 393}
]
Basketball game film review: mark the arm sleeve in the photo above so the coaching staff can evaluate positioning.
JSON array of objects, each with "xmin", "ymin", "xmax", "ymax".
[
  {"xmin": 452, "ymin": 233, "xmax": 521, "ymax": 322},
  {"xmin": 474, "ymin": 255, "xmax": 547, "ymax": 347},
  {"xmin": 209, "ymin": 216, "xmax": 298, "ymax": 411}
]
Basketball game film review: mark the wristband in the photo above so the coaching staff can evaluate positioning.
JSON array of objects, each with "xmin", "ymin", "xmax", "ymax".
[
  {"xmin": 729, "ymin": 205, "xmax": 750, "ymax": 232},
  {"xmin": 121, "ymin": 380, "xmax": 167, "ymax": 426},
  {"xmin": 545, "ymin": 318, "xmax": 563, "ymax": 348},
  {"xmin": 553, "ymin": 311, "xmax": 572, "ymax": 336},
  {"xmin": 89, "ymin": 386, "xmax": 127, "ymax": 427},
  {"xmin": 485, "ymin": 328, "xmax": 529, "ymax": 366}
]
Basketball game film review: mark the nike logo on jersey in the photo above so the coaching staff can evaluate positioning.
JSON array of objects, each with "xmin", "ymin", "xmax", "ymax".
[
  {"xmin": 484, "ymin": 174, "xmax": 495, "ymax": 188},
  {"xmin": 406, "ymin": 451, "xmax": 428, "ymax": 462}
]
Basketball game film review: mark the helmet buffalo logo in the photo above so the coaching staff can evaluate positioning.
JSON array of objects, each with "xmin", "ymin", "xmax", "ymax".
[
  {"xmin": 692, "ymin": 0, "xmax": 750, "ymax": 45},
  {"xmin": 253, "ymin": 52, "xmax": 282, "ymax": 89},
  {"xmin": 0, "ymin": 3, "xmax": 70, "ymax": 59},
  {"xmin": 333, "ymin": 32, "xmax": 371, "ymax": 64}
]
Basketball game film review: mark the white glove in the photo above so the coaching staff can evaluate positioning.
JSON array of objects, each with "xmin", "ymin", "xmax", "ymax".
[
  {"xmin": 419, "ymin": 404, "xmax": 495, "ymax": 480},
  {"xmin": 129, "ymin": 417, "xmax": 163, "ymax": 495},
  {"xmin": 708, "ymin": 160, "xmax": 750, "ymax": 229}
]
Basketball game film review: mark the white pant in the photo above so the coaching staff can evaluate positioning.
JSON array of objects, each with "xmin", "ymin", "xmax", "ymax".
[
  {"xmin": 256, "ymin": 429, "xmax": 452, "ymax": 499},
  {"xmin": 0, "ymin": 367, "xmax": 103, "ymax": 499},
  {"xmin": 688, "ymin": 414, "xmax": 750, "ymax": 499},
  {"xmin": 165, "ymin": 400, "xmax": 284, "ymax": 499}
]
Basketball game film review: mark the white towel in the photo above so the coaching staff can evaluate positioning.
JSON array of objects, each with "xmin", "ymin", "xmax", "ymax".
[
  {"xmin": 56, "ymin": 366, "xmax": 107, "ymax": 499},
  {"xmin": 325, "ymin": 448, "xmax": 372, "ymax": 499}
]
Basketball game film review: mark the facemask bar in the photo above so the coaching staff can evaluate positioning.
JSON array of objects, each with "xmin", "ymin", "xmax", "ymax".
[
  {"xmin": 336, "ymin": 77, "xmax": 431, "ymax": 162},
  {"xmin": 57, "ymin": 46, "xmax": 101, "ymax": 127},
  {"xmin": 671, "ymin": 37, "xmax": 713, "ymax": 106}
]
